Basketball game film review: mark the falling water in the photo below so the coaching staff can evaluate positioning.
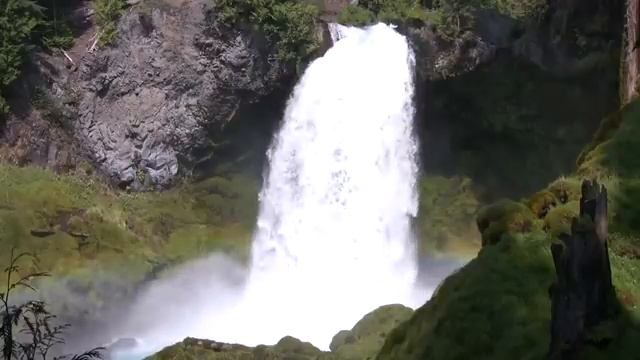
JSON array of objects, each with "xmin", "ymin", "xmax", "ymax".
[
  {"xmin": 232, "ymin": 22, "xmax": 422, "ymax": 348},
  {"xmin": 110, "ymin": 23, "xmax": 423, "ymax": 358}
]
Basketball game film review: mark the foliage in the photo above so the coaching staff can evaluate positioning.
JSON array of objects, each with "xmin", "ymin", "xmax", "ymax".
[
  {"xmin": 0, "ymin": 249, "xmax": 104, "ymax": 360},
  {"xmin": 0, "ymin": 0, "xmax": 44, "ymax": 115},
  {"xmin": 488, "ymin": 0, "xmax": 547, "ymax": 21},
  {"xmin": 215, "ymin": 0, "xmax": 319, "ymax": 63},
  {"xmin": 338, "ymin": 0, "xmax": 426, "ymax": 27},
  {"xmin": 93, "ymin": 0, "xmax": 125, "ymax": 46},
  {"xmin": 337, "ymin": 5, "xmax": 375, "ymax": 27},
  {"xmin": 430, "ymin": 0, "xmax": 480, "ymax": 38},
  {"xmin": 378, "ymin": 229, "xmax": 640, "ymax": 360}
]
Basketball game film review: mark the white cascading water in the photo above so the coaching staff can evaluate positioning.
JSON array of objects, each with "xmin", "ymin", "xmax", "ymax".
[
  {"xmin": 112, "ymin": 23, "xmax": 424, "ymax": 358},
  {"xmin": 228, "ymin": 22, "xmax": 422, "ymax": 348}
]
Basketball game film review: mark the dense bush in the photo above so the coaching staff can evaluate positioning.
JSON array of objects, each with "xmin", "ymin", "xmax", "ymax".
[
  {"xmin": 94, "ymin": 0, "xmax": 125, "ymax": 46},
  {"xmin": 0, "ymin": 0, "xmax": 44, "ymax": 115},
  {"xmin": 338, "ymin": 0, "xmax": 426, "ymax": 27},
  {"xmin": 0, "ymin": 0, "xmax": 78, "ymax": 117},
  {"xmin": 216, "ymin": 0, "xmax": 319, "ymax": 63}
]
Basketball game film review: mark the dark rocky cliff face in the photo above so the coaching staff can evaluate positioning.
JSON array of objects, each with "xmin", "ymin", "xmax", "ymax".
[
  {"xmin": 2, "ymin": 0, "xmax": 298, "ymax": 191},
  {"xmin": 73, "ymin": 0, "xmax": 294, "ymax": 190},
  {"xmin": 0, "ymin": 0, "xmax": 624, "ymax": 195},
  {"xmin": 410, "ymin": 1, "xmax": 623, "ymax": 199}
]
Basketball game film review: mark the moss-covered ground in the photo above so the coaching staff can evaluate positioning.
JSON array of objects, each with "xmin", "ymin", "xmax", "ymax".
[
  {"xmin": 416, "ymin": 176, "xmax": 481, "ymax": 258},
  {"xmin": 0, "ymin": 163, "xmax": 258, "ymax": 317},
  {"xmin": 377, "ymin": 99, "xmax": 640, "ymax": 360}
]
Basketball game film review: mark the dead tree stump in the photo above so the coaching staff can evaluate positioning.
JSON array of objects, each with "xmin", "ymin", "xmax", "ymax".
[{"xmin": 548, "ymin": 180, "xmax": 615, "ymax": 360}]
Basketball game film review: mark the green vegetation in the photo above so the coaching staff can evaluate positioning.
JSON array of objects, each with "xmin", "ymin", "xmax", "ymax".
[
  {"xmin": 428, "ymin": 56, "xmax": 617, "ymax": 199},
  {"xmin": 150, "ymin": 336, "xmax": 332, "ymax": 360},
  {"xmin": 337, "ymin": 0, "xmax": 426, "ymax": 27},
  {"xmin": 215, "ymin": 0, "xmax": 319, "ymax": 63},
  {"xmin": 0, "ymin": 250, "xmax": 104, "ymax": 359},
  {"xmin": 378, "ymin": 232, "xmax": 640, "ymax": 359},
  {"xmin": 0, "ymin": 0, "xmax": 44, "ymax": 115},
  {"xmin": 0, "ymin": 163, "xmax": 258, "ymax": 314},
  {"xmin": 0, "ymin": 0, "xmax": 77, "ymax": 116},
  {"xmin": 93, "ymin": 0, "xmax": 125, "ymax": 46},
  {"xmin": 330, "ymin": 305, "xmax": 413, "ymax": 360},
  {"xmin": 337, "ymin": 5, "xmax": 375, "ymax": 27},
  {"xmin": 378, "ymin": 232, "xmax": 555, "ymax": 360},
  {"xmin": 416, "ymin": 176, "xmax": 481, "ymax": 257},
  {"xmin": 378, "ymin": 98, "xmax": 640, "ymax": 360},
  {"xmin": 337, "ymin": 0, "xmax": 547, "ymax": 37}
]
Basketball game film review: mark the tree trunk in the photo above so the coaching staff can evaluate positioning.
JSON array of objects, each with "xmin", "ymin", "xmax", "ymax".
[{"xmin": 548, "ymin": 180, "xmax": 615, "ymax": 360}]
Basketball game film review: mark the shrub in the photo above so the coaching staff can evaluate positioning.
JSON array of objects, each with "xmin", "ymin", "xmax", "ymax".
[
  {"xmin": 338, "ymin": 0, "xmax": 426, "ymax": 27},
  {"xmin": 0, "ymin": 0, "xmax": 44, "ymax": 115},
  {"xmin": 337, "ymin": 5, "xmax": 375, "ymax": 27},
  {"xmin": 489, "ymin": 0, "xmax": 547, "ymax": 21},
  {"xmin": 93, "ymin": 0, "xmax": 125, "ymax": 46},
  {"xmin": 215, "ymin": 0, "xmax": 319, "ymax": 63}
]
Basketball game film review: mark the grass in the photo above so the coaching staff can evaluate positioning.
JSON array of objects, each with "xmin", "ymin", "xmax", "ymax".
[{"xmin": 0, "ymin": 163, "xmax": 258, "ymax": 296}]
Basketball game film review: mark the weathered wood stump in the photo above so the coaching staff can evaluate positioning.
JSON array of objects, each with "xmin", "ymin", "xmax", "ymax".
[{"xmin": 548, "ymin": 180, "xmax": 615, "ymax": 360}]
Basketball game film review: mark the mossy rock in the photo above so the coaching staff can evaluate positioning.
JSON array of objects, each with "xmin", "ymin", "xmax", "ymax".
[
  {"xmin": 148, "ymin": 336, "xmax": 333, "ymax": 360},
  {"xmin": 0, "ymin": 164, "xmax": 257, "ymax": 325},
  {"xmin": 331, "ymin": 304, "xmax": 414, "ymax": 360},
  {"xmin": 546, "ymin": 177, "xmax": 583, "ymax": 204},
  {"xmin": 527, "ymin": 190, "xmax": 557, "ymax": 218},
  {"xmin": 476, "ymin": 200, "xmax": 538, "ymax": 246},
  {"xmin": 543, "ymin": 201, "xmax": 579, "ymax": 238},
  {"xmin": 376, "ymin": 233, "xmax": 640, "ymax": 360}
]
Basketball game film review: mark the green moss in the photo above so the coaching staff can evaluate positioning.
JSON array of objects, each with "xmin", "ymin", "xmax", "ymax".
[
  {"xmin": 331, "ymin": 304, "xmax": 413, "ymax": 360},
  {"xmin": 416, "ymin": 176, "xmax": 481, "ymax": 257},
  {"xmin": 0, "ymin": 163, "xmax": 257, "ymax": 290},
  {"xmin": 543, "ymin": 200, "xmax": 579, "ymax": 238},
  {"xmin": 527, "ymin": 190, "xmax": 557, "ymax": 218},
  {"xmin": 476, "ymin": 199, "xmax": 538, "ymax": 246},
  {"xmin": 149, "ymin": 336, "xmax": 332, "ymax": 360},
  {"xmin": 381, "ymin": 96, "xmax": 640, "ymax": 360},
  {"xmin": 378, "ymin": 233, "xmax": 555, "ymax": 360}
]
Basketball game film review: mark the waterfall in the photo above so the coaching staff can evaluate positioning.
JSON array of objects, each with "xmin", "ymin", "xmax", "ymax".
[
  {"xmin": 111, "ymin": 23, "xmax": 423, "ymax": 358},
  {"xmin": 233, "ymin": 22, "xmax": 422, "ymax": 349}
]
